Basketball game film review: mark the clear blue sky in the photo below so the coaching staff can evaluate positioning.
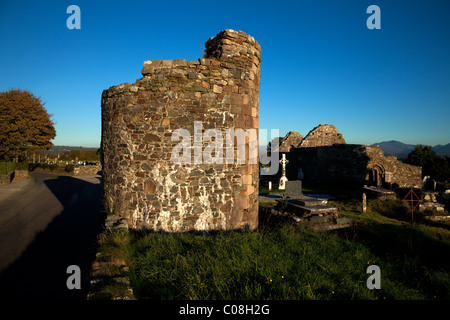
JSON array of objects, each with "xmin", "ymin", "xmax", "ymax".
[{"xmin": 1, "ymin": 0, "xmax": 449, "ymax": 148}]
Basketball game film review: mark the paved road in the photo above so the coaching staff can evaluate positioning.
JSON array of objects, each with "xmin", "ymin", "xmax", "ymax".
[{"xmin": 0, "ymin": 172, "xmax": 103, "ymax": 299}]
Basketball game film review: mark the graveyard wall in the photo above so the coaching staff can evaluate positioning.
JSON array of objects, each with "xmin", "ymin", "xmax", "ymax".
[
  {"xmin": 101, "ymin": 29, "xmax": 261, "ymax": 232},
  {"xmin": 0, "ymin": 171, "xmax": 14, "ymax": 185},
  {"xmin": 74, "ymin": 164, "xmax": 102, "ymax": 176}
]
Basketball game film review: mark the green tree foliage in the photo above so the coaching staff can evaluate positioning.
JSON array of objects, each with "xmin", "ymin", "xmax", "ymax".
[
  {"xmin": 0, "ymin": 89, "xmax": 56, "ymax": 160},
  {"xmin": 405, "ymin": 145, "xmax": 450, "ymax": 181}
]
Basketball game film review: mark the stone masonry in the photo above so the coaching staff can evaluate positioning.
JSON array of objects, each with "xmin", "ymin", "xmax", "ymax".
[
  {"xmin": 298, "ymin": 124, "xmax": 346, "ymax": 147},
  {"xmin": 277, "ymin": 131, "xmax": 303, "ymax": 152},
  {"xmin": 101, "ymin": 29, "xmax": 261, "ymax": 232}
]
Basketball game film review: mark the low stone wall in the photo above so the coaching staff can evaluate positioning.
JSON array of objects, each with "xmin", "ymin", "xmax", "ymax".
[
  {"xmin": 74, "ymin": 165, "xmax": 102, "ymax": 176},
  {"xmin": 14, "ymin": 169, "xmax": 29, "ymax": 179},
  {"xmin": 0, "ymin": 171, "xmax": 14, "ymax": 185}
]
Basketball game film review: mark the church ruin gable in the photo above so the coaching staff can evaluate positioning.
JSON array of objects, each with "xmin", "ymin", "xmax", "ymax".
[{"xmin": 299, "ymin": 124, "xmax": 346, "ymax": 148}]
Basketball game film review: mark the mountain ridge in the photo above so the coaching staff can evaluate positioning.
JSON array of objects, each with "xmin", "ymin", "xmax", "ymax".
[{"xmin": 373, "ymin": 140, "xmax": 450, "ymax": 157}]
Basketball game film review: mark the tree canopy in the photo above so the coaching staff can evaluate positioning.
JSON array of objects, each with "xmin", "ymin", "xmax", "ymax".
[
  {"xmin": 405, "ymin": 145, "xmax": 450, "ymax": 182},
  {"xmin": 0, "ymin": 89, "xmax": 56, "ymax": 160}
]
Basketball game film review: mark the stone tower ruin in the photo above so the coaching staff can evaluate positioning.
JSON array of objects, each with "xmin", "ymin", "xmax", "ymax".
[{"xmin": 101, "ymin": 29, "xmax": 261, "ymax": 232}]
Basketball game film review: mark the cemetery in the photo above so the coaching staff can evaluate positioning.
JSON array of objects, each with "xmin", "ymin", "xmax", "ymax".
[{"xmin": 0, "ymin": 0, "xmax": 449, "ymax": 305}]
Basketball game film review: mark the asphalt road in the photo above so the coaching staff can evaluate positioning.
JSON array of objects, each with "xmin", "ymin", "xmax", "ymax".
[{"xmin": 0, "ymin": 172, "xmax": 103, "ymax": 299}]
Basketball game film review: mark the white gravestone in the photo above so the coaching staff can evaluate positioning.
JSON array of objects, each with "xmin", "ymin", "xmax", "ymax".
[{"xmin": 279, "ymin": 154, "xmax": 289, "ymax": 190}]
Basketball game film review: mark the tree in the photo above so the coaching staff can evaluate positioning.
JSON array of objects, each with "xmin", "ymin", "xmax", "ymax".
[
  {"xmin": 405, "ymin": 145, "xmax": 450, "ymax": 181},
  {"xmin": 0, "ymin": 89, "xmax": 56, "ymax": 160}
]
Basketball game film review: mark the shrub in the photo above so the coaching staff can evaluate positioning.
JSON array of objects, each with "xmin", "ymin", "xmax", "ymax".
[
  {"xmin": 64, "ymin": 164, "xmax": 75, "ymax": 172},
  {"xmin": 0, "ymin": 161, "xmax": 16, "ymax": 174},
  {"xmin": 39, "ymin": 163, "xmax": 49, "ymax": 170},
  {"xmin": 14, "ymin": 161, "xmax": 28, "ymax": 171}
]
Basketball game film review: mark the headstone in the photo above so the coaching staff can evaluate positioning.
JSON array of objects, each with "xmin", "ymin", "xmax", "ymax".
[
  {"xmin": 297, "ymin": 168, "xmax": 304, "ymax": 180},
  {"xmin": 279, "ymin": 176, "xmax": 288, "ymax": 190},
  {"xmin": 279, "ymin": 154, "xmax": 289, "ymax": 190},
  {"xmin": 284, "ymin": 180, "xmax": 303, "ymax": 198}
]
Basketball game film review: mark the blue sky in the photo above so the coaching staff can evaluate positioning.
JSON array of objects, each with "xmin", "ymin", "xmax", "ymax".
[{"xmin": 1, "ymin": 0, "xmax": 449, "ymax": 148}]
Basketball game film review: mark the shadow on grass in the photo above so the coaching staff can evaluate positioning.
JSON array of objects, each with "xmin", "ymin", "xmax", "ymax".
[{"xmin": 334, "ymin": 222, "xmax": 450, "ymax": 299}]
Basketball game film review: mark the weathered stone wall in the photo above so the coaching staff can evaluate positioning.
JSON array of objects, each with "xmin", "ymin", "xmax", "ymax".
[
  {"xmin": 13, "ymin": 169, "xmax": 28, "ymax": 178},
  {"xmin": 287, "ymin": 144, "xmax": 422, "ymax": 188},
  {"xmin": 364, "ymin": 146, "xmax": 422, "ymax": 188},
  {"xmin": 299, "ymin": 124, "xmax": 346, "ymax": 148},
  {"xmin": 277, "ymin": 131, "xmax": 303, "ymax": 152},
  {"xmin": 74, "ymin": 164, "xmax": 102, "ymax": 176},
  {"xmin": 101, "ymin": 29, "xmax": 261, "ymax": 232},
  {"xmin": 0, "ymin": 171, "xmax": 14, "ymax": 185}
]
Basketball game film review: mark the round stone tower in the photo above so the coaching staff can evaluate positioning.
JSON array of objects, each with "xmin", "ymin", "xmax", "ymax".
[{"xmin": 101, "ymin": 29, "xmax": 261, "ymax": 232}]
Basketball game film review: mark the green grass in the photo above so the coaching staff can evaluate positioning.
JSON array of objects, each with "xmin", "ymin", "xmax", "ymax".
[
  {"xmin": 259, "ymin": 181, "xmax": 284, "ymax": 193},
  {"xmin": 301, "ymin": 180, "xmax": 359, "ymax": 195},
  {"xmin": 127, "ymin": 226, "xmax": 381, "ymax": 300},
  {"xmin": 98, "ymin": 199, "xmax": 450, "ymax": 300},
  {"xmin": 259, "ymin": 180, "xmax": 359, "ymax": 195}
]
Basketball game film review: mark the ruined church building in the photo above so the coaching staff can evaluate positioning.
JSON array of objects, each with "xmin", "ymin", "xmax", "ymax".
[{"xmin": 277, "ymin": 124, "xmax": 422, "ymax": 189}]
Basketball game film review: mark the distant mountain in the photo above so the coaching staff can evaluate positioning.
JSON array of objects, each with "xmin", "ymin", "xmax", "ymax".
[
  {"xmin": 433, "ymin": 143, "xmax": 450, "ymax": 156},
  {"xmin": 374, "ymin": 140, "xmax": 450, "ymax": 158},
  {"xmin": 373, "ymin": 140, "xmax": 416, "ymax": 157}
]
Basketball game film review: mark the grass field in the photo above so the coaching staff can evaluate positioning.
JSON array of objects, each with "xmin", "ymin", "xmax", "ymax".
[{"xmin": 97, "ymin": 198, "xmax": 450, "ymax": 300}]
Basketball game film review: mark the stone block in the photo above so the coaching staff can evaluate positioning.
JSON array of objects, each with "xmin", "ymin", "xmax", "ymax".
[
  {"xmin": 199, "ymin": 58, "xmax": 211, "ymax": 66},
  {"xmin": 174, "ymin": 59, "xmax": 187, "ymax": 67},
  {"xmin": 236, "ymin": 194, "xmax": 249, "ymax": 210},
  {"xmin": 144, "ymin": 133, "xmax": 160, "ymax": 142},
  {"xmin": 144, "ymin": 180, "xmax": 156, "ymax": 194},
  {"xmin": 284, "ymin": 180, "xmax": 303, "ymax": 198},
  {"xmin": 212, "ymin": 84, "xmax": 223, "ymax": 93},
  {"xmin": 242, "ymin": 174, "xmax": 252, "ymax": 185}
]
